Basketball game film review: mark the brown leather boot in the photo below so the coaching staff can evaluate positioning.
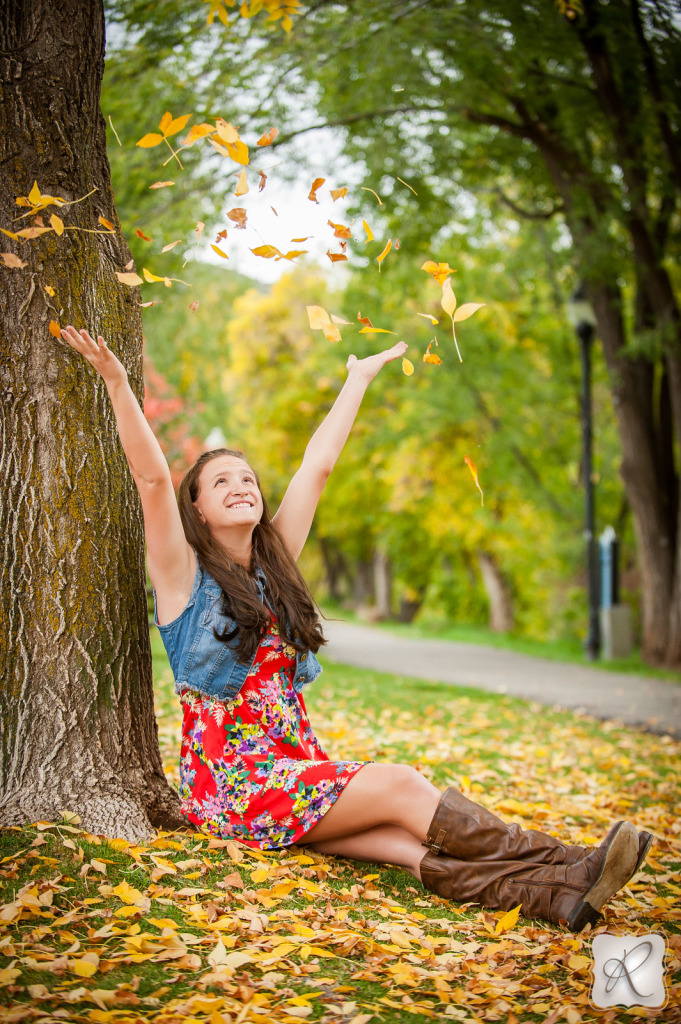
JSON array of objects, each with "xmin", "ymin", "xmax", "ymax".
[
  {"xmin": 424, "ymin": 787, "xmax": 652, "ymax": 870},
  {"xmin": 420, "ymin": 819, "xmax": 639, "ymax": 932}
]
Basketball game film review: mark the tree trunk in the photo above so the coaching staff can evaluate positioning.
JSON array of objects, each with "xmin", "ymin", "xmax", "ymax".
[
  {"xmin": 476, "ymin": 552, "xmax": 514, "ymax": 634},
  {"xmin": 0, "ymin": 0, "xmax": 184, "ymax": 839},
  {"xmin": 373, "ymin": 549, "xmax": 392, "ymax": 620}
]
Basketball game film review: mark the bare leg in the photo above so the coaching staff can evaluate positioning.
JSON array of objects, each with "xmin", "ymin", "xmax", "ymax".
[
  {"xmin": 299, "ymin": 763, "xmax": 442, "ymax": 844},
  {"xmin": 304, "ymin": 824, "xmax": 427, "ymax": 881}
]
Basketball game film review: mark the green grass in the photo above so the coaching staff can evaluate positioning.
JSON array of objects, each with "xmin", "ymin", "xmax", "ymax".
[
  {"xmin": 0, "ymin": 631, "xmax": 678, "ymax": 1023},
  {"xmin": 321, "ymin": 602, "xmax": 681, "ymax": 682}
]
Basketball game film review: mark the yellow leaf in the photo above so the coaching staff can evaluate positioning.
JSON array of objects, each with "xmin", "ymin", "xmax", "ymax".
[
  {"xmin": 49, "ymin": 214, "xmax": 64, "ymax": 235},
  {"xmin": 0, "ymin": 968, "xmax": 21, "ymax": 986},
  {"xmin": 453, "ymin": 302, "xmax": 485, "ymax": 322},
  {"xmin": 112, "ymin": 880, "xmax": 147, "ymax": 906},
  {"xmin": 98, "ymin": 216, "xmax": 115, "ymax": 230},
  {"xmin": 44, "ymin": 285, "xmax": 55, "ymax": 296},
  {"xmin": 48, "ymin": 320, "xmax": 61, "ymax": 338},
  {"xmin": 136, "ymin": 133, "xmax": 164, "ymax": 148},
  {"xmin": 359, "ymin": 326, "xmax": 395, "ymax": 334},
  {"xmin": 328, "ymin": 219, "xmax": 351, "ymax": 239},
  {"xmin": 464, "ymin": 455, "xmax": 484, "ymax": 506},
  {"xmin": 214, "ymin": 119, "xmax": 241, "ymax": 144},
  {"xmin": 422, "ymin": 260, "xmax": 456, "ymax": 285},
  {"xmin": 330, "ymin": 187, "xmax": 348, "ymax": 201},
  {"xmin": 441, "ymin": 278, "xmax": 457, "ymax": 317},
  {"xmin": 376, "ymin": 239, "xmax": 392, "ymax": 268},
  {"xmin": 161, "ymin": 240, "xmax": 183, "ymax": 253},
  {"xmin": 306, "ymin": 305, "xmax": 330, "ymax": 329},
  {"xmin": 402, "ymin": 357, "xmax": 414, "ymax": 376},
  {"xmin": 15, "ymin": 226, "xmax": 52, "ymax": 238},
  {"xmin": 116, "ymin": 271, "xmax": 143, "ymax": 286},
  {"xmin": 195, "ymin": 221, "xmax": 205, "ymax": 241},
  {"xmin": 1, "ymin": 252, "xmax": 28, "ymax": 269},
  {"xmin": 149, "ymin": 181, "xmax": 175, "ymax": 190},
  {"xmin": 158, "ymin": 111, "xmax": 173, "ymax": 135},
  {"xmin": 0, "ymin": 228, "xmax": 20, "ymax": 241},
  {"xmin": 28, "ymin": 181, "xmax": 42, "ymax": 206},
  {"xmin": 322, "ymin": 323, "xmax": 341, "ymax": 343},
  {"xmin": 70, "ymin": 954, "xmax": 99, "ymax": 978},
  {"xmin": 417, "ymin": 312, "xmax": 438, "ymax": 324},
  {"xmin": 251, "ymin": 245, "xmax": 280, "ymax": 259},
  {"xmin": 257, "ymin": 126, "xmax": 279, "ymax": 147},
  {"xmin": 568, "ymin": 953, "xmax": 592, "ymax": 971},
  {"xmin": 235, "ymin": 169, "xmax": 248, "ymax": 196},
  {"xmin": 143, "ymin": 267, "xmax": 165, "ymax": 283},
  {"xmin": 183, "ymin": 123, "xmax": 216, "ymax": 147},
  {"xmin": 308, "ymin": 177, "xmax": 325, "ymax": 203},
  {"xmin": 164, "ymin": 113, "xmax": 192, "ymax": 138},
  {"xmin": 495, "ymin": 904, "xmax": 521, "ymax": 934},
  {"xmin": 362, "ymin": 219, "xmax": 374, "ymax": 242},
  {"xmin": 211, "ymin": 244, "xmax": 229, "ymax": 259},
  {"xmin": 113, "ymin": 905, "xmax": 142, "ymax": 918},
  {"xmin": 423, "ymin": 342, "xmax": 442, "ymax": 365},
  {"xmin": 226, "ymin": 139, "xmax": 250, "ymax": 166}
]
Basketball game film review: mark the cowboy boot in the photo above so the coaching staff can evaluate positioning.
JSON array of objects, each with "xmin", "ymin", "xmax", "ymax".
[
  {"xmin": 425, "ymin": 787, "xmax": 652, "ymax": 870},
  {"xmin": 420, "ymin": 819, "xmax": 639, "ymax": 932}
]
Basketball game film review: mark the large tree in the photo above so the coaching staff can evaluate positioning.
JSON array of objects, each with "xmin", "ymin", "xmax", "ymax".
[{"xmin": 0, "ymin": 0, "xmax": 184, "ymax": 837}]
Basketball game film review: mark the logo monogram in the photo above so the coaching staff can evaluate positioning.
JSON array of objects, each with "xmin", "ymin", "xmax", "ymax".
[{"xmin": 590, "ymin": 932, "xmax": 668, "ymax": 1009}]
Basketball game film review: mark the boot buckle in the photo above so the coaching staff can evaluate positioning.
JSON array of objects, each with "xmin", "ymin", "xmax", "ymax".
[{"xmin": 431, "ymin": 828, "xmax": 447, "ymax": 855}]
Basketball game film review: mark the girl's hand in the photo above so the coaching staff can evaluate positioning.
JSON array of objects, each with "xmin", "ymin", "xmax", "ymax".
[
  {"xmin": 346, "ymin": 340, "xmax": 408, "ymax": 385},
  {"xmin": 59, "ymin": 325, "xmax": 128, "ymax": 387}
]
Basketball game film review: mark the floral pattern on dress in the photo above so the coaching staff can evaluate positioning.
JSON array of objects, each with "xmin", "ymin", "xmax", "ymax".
[{"xmin": 178, "ymin": 618, "xmax": 368, "ymax": 849}]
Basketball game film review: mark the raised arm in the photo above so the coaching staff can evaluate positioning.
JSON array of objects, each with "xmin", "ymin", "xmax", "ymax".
[
  {"xmin": 273, "ymin": 340, "xmax": 407, "ymax": 560},
  {"xmin": 59, "ymin": 327, "xmax": 194, "ymax": 615}
]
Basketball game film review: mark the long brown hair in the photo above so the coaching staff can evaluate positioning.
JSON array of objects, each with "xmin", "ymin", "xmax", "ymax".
[{"xmin": 177, "ymin": 448, "xmax": 326, "ymax": 663}]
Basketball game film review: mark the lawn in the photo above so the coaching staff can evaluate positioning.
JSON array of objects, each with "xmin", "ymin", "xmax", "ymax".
[{"xmin": 0, "ymin": 629, "xmax": 679, "ymax": 1023}]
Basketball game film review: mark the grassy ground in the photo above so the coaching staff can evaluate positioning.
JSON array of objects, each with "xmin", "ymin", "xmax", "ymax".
[
  {"xmin": 0, "ymin": 631, "xmax": 679, "ymax": 1023},
  {"xmin": 320, "ymin": 603, "xmax": 681, "ymax": 682}
]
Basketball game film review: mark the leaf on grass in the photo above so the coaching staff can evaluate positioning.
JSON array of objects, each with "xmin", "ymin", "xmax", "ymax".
[
  {"xmin": 116, "ymin": 271, "xmax": 143, "ymax": 286},
  {"xmin": 495, "ymin": 904, "xmax": 521, "ymax": 934},
  {"xmin": 328, "ymin": 220, "xmax": 351, "ymax": 239},
  {"xmin": 257, "ymin": 126, "xmax": 279, "ymax": 147},
  {"xmin": 149, "ymin": 181, "xmax": 175, "ymax": 190},
  {"xmin": 48, "ymin": 320, "xmax": 61, "ymax": 338},
  {"xmin": 402, "ymin": 357, "xmax": 414, "ymax": 376},
  {"xmin": 1, "ymin": 252, "xmax": 27, "ymax": 268},
  {"xmin": 376, "ymin": 239, "xmax": 392, "ymax": 268},
  {"xmin": 308, "ymin": 177, "xmax": 325, "ymax": 203},
  {"xmin": 464, "ymin": 455, "xmax": 484, "ymax": 506},
  {"xmin": 211, "ymin": 244, "xmax": 229, "ymax": 259}
]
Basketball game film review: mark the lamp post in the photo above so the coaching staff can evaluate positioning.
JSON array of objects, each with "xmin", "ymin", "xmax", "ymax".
[{"xmin": 567, "ymin": 286, "xmax": 601, "ymax": 660}]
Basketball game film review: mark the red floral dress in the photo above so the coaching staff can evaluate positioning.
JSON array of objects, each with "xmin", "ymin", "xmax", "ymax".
[{"xmin": 178, "ymin": 617, "xmax": 368, "ymax": 849}]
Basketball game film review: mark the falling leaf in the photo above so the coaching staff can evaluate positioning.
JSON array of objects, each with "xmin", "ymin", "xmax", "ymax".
[
  {"xmin": 357, "ymin": 312, "xmax": 373, "ymax": 327},
  {"xmin": 397, "ymin": 176, "xmax": 418, "ymax": 195},
  {"xmin": 417, "ymin": 312, "xmax": 439, "ymax": 324},
  {"xmin": 423, "ymin": 341, "xmax": 442, "ymax": 364},
  {"xmin": 136, "ymin": 229, "xmax": 151, "ymax": 241},
  {"xmin": 161, "ymin": 240, "xmax": 183, "ymax": 253},
  {"xmin": 422, "ymin": 260, "xmax": 456, "ymax": 285},
  {"xmin": 257, "ymin": 126, "xmax": 279, "ymax": 147},
  {"xmin": 258, "ymin": 170, "xmax": 267, "ymax": 192},
  {"xmin": 495, "ymin": 904, "xmax": 521, "ymax": 934},
  {"xmin": 15, "ymin": 226, "xmax": 52, "ymax": 239},
  {"xmin": 235, "ymin": 169, "xmax": 249, "ymax": 196},
  {"xmin": 116, "ymin": 271, "xmax": 143, "ymax": 286},
  {"xmin": 227, "ymin": 208, "xmax": 247, "ymax": 229},
  {"xmin": 308, "ymin": 177, "xmax": 325, "ymax": 203},
  {"xmin": 149, "ymin": 181, "xmax": 175, "ymax": 190},
  {"xmin": 323, "ymin": 323, "xmax": 341, "ymax": 343},
  {"xmin": 48, "ymin": 320, "xmax": 61, "ymax": 338},
  {"xmin": 189, "ymin": 301, "xmax": 200, "ymax": 312},
  {"xmin": 136, "ymin": 133, "xmax": 164, "ymax": 149},
  {"xmin": 158, "ymin": 111, "xmax": 192, "ymax": 138},
  {"xmin": 195, "ymin": 221, "xmax": 205, "ymax": 242},
  {"xmin": 216, "ymin": 229, "xmax": 228, "ymax": 241},
  {"xmin": 307, "ymin": 306, "xmax": 331, "ymax": 329},
  {"xmin": 376, "ymin": 239, "xmax": 392, "ymax": 268},
  {"xmin": 328, "ymin": 220, "xmax": 351, "ymax": 239},
  {"xmin": 182, "ymin": 123, "xmax": 216, "ymax": 147},
  {"xmin": 251, "ymin": 245, "xmax": 281, "ymax": 259},
  {"xmin": 359, "ymin": 326, "xmax": 395, "ymax": 335},
  {"xmin": 363, "ymin": 220, "xmax": 374, "ymax": 242},
  {"xmin": 124, "ymin": 258, "xmax": 134, "ymax": 270},
  {"xmin": 402, "ymin": 357, "xmax": 414, "ymax": 376},
  {"xmin": 1, "ymin": 252, "xmax": 28, "ymax": 268},
  {"xmin": 361, "ymin": 186, "xmax": 383, "ymax": 206},
  {"xmin": 98, "ymin": 216, "xmax": 115, "ymax": 230},
  {"xmin": 330, "ymin": 186, "xmax": 348, "ymax": 201},
  {"xmin": 0, "ymin": 228, "xmax": 20, "ymax": 240},
  {"xmin": 139, "ymin": 300, "xmax": 162, "ymax": 307},
  {"xmin": 211, "ymin": 244, "xmax": 229, "ymax": 259},
  {"xmin": 44, "ymin": 285, "xmax": 55, "ymax": 296},
  {"xmin": 326, "ymin": 250, "xmax": 347, "ymax": 263},
  {"xmin": 464, "ymin": 455, "xmax": 484, "ymax": 505},
  {"xmin": 291, "ymin": 236, "xmax": 311, "ymax": 242},
  {"xmin": 49, "ymin": 214, "xmax": 64, "ymax": 235},
  {"xmin": 143, "ymin": 268, "xmax": 166, "ymax": 283}
]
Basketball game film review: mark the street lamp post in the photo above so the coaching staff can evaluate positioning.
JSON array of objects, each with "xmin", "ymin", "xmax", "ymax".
[{"xmin": 567, "ymin": 286, "xmax": 601, "ymax": 661}]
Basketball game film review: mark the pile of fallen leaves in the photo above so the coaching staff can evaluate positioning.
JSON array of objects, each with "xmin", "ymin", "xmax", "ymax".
[{"xmin": 1, "ymin": 657, "xmax": 679, "ymax": 1023}]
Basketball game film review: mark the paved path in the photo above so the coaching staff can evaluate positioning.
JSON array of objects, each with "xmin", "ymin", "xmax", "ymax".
[{"xmin": 322, "ymin": 620, "xmax": 681, "ymax": 738}]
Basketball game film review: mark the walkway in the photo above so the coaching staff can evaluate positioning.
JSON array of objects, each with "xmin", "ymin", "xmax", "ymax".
[{"xmin": 322, "ymin": 619, "xmax": 681, "ymax": 738}]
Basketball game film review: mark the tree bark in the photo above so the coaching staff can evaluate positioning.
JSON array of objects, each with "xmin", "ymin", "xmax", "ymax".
[
  {"xmin": 476, "ymin": 552, "xmax": 514, "ymax": 634},
  {"xmin": 372, "ymin": 548, "xmax": 392, "ymax": 620},
  {"xmin": 0, "ymin": 0, "xmax": 184, "ymax": 838}
]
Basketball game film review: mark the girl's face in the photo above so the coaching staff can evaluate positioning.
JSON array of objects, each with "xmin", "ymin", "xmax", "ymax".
[{"xmin": 194, "ymin": 455, "xmax": 264, "ymax": 536}]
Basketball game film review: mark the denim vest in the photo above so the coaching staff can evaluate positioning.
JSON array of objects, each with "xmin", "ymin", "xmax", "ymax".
[{"xmin": 154, "ymin": 557, "xmax": 322, "ymax": 702}]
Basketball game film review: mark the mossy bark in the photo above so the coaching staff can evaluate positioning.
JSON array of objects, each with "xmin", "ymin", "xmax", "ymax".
[{"xmin": 0, "ymin": 0, "xmax": 184, "ymax": 838}]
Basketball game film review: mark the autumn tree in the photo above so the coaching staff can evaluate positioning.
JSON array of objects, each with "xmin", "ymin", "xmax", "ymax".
[{"xmin": 0, "ymin": 0, "xmax": 186, "ymax": 837}]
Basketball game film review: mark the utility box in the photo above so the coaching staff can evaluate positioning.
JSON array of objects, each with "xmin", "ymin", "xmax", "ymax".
[{"xmin": 599, "ymin": 526, "xmax": 633, "ymax": 659}]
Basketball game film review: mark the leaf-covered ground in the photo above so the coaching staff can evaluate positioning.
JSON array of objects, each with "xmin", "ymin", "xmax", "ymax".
[{"xmin": 1, "ymin": 634, "xmax": 679, "ymax": 1023}]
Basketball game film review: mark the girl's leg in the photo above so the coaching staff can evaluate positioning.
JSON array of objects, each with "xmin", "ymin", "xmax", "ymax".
[
  {"xmin": 299, "ymin": 763, "xmax": 442, "ymax": 844},
  {"xmin": 304, "ymin": 824, "xmax": 427, "ymax": 881}
]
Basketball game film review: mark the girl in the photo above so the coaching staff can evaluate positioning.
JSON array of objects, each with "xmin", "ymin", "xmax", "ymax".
[{"xmin": 60, "ymin": 325, "xmax": 650, "ymax": 932}]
